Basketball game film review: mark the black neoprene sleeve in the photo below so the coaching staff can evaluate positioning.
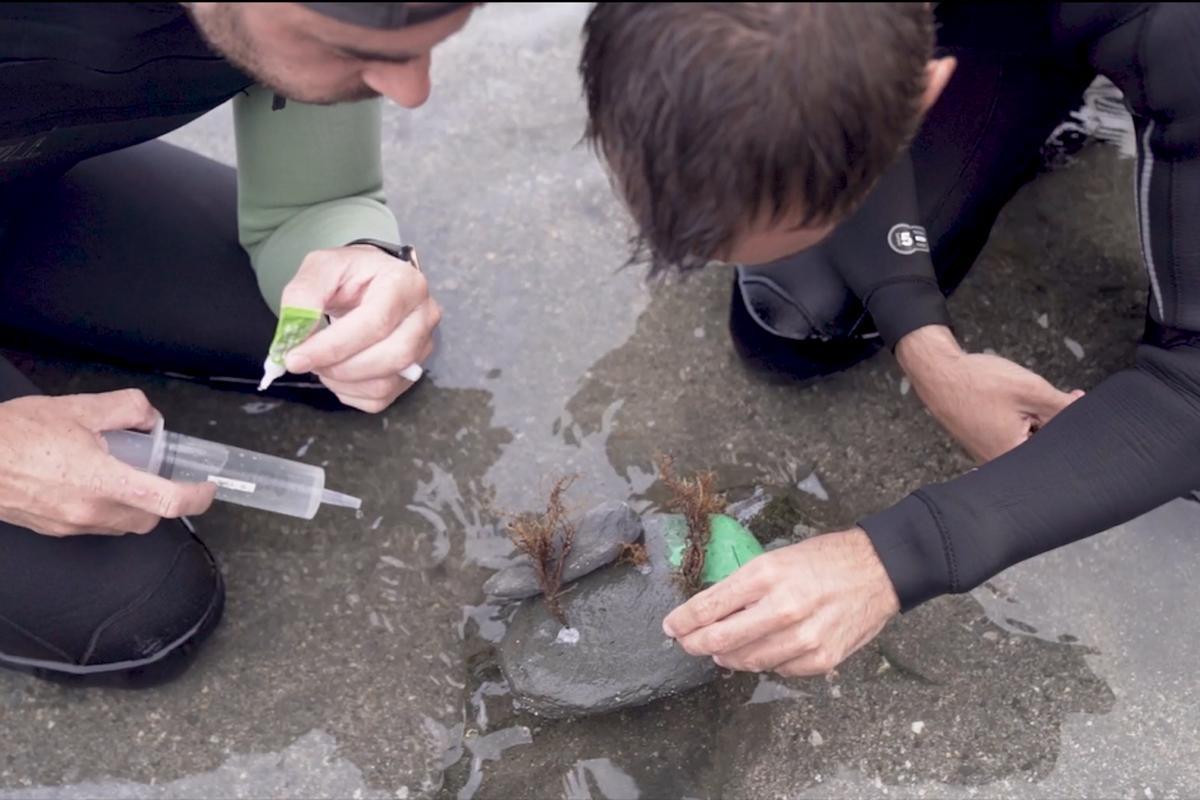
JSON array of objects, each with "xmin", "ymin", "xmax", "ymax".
[
  {"xmin": 829, "ymin": 153, "xmax": 953, "ymax": 347},
  {"xmin": 861, "ymin": 3, "xmax": 1200, "ymax": 611},
  {"xmin": 861, "ymin": 340, "xmax": 1200, "ymax": 609}
]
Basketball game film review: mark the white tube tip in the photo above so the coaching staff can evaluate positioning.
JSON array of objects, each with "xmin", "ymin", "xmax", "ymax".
[
  {"xmin": 259, "ymin": 360, "xmax": 286, "ymax": 392},
  {"xmin": 321, "ymin": 489, "xmax": 363, "ymax": 510}
]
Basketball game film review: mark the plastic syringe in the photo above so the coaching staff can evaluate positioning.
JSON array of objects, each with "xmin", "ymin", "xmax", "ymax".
[{"xmin": 102, "ymin": 419, "xmax": 361, "ymax": 520}]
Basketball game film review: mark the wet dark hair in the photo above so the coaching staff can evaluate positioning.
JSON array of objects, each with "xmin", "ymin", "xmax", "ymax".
[{"xmin": 581, "ymin": 3, "xmax": 934, "ymax": 272}]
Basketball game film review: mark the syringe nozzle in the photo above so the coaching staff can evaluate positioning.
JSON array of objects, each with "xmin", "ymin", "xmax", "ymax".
[{"xmin": 320, "ymin": 489, "xmax": 362, "ymax": 510}]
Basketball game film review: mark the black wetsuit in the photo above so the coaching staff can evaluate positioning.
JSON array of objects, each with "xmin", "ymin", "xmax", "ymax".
[
  {"xmin": 733, "ymin": 3, "xmax": 1200, "ymax": 610},
  {"xmin": 0, "ymin": 5, "xmax": 321, "ymax": 684}
]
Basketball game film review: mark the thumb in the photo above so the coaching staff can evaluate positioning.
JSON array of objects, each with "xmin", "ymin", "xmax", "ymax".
[
  {"xmin": 1024, "ymin": 376, "xmax": 1082, "ymax": 423},
  {"xmin": 66, "ymin": 389, "xmax": 161, "ymax": 433},
  {"xmin": 279, "ymin": 250, "xmax": 348, "ymax": 312}
]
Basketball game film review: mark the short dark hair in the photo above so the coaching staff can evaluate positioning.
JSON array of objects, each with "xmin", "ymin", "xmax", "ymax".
[{"xmin": 581, "ymin": 3, "xmax": 934, "ymax": 272}]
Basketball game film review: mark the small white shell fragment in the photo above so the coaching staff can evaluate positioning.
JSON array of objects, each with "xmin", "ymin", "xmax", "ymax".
[
  {"xmin": 556, "ymin": 627, "xmax": 581, "ymax": 645},
  {"xmin": 797, "ymin": 472, "xmax": 829, "ymax": 502}
]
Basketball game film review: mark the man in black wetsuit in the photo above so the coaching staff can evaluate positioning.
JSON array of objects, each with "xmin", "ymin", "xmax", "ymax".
[
  {"xmin": 582, "ymin": 4, "xmax": 1200, "ymax": 676},
  {"xmin": 0, "ymin": 3, "xmax": 474, "ymax": 685}
]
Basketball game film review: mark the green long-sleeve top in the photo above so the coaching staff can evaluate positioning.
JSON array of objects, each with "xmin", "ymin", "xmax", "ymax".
[{"xmin": 234, "ymin": 85, "xmax": 401, "ymax": 315}]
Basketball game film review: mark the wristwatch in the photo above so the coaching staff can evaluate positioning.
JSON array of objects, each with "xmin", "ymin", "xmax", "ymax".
[{"xmin": 345, "ymin": 238, "xmax": 421, "ymax": 272}]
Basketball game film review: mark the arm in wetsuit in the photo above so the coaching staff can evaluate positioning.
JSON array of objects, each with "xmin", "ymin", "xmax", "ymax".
[
  {"xmin": 860, "ymin": 2, "xmax": 1200, "ymax": 610},
  {"xmin": 233, "ymin": 84, "xmax": 401, "ymax": 314}
]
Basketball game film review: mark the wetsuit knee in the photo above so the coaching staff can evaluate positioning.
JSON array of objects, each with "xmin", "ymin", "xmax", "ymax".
[
  {"xmin": 0, "ymin": 521, "xmax": 225, "ymax": 688},
  {"xmin": 729, "ymin": 250, "xmax": 884, "ymax": 382}
]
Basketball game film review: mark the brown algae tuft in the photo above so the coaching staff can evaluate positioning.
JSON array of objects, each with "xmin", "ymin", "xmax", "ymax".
[
  {"xmin": 656, "ymin": 454, "xmax": 726, "ymax": 594},
  {"xmin": 505, "ymin": 476, "xmax": 578, "ymax": 625}
]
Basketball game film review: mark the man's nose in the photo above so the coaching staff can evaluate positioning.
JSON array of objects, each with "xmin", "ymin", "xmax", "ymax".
[{"xmin": 363, "ymin": 55, "xmax": 433, "ymax": 108}]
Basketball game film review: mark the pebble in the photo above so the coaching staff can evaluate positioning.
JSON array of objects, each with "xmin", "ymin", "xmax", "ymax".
[
  {"xmin": 797, "ymin": 472, "xmax": 829, "ymax": 502},
  {"xmin": 1064, "ymin": 337, "xmax": 1085, "ymax": 360},
  {"xmin": 911, "ymin": 720, "xmax": 925, "ymax": 735}
]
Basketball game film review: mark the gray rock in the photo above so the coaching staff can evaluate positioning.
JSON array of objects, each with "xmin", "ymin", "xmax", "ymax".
[
  {"xmin": 484, "ymin": 501, "xmax": 643, "ymax": 600},
  {"xmin": 496, "ymin": 514, "xmax": 718, "ymax": 719}
]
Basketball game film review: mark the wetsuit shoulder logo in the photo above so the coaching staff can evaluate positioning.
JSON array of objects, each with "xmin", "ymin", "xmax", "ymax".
[{"xmin": 887, "ymin": 223, "xmax": 930, "ymax": 255}]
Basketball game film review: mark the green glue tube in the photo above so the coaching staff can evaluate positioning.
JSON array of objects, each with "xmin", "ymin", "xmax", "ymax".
[{"xmin": 258, "ymin": 306, "xmax": 323, "ymax": 391}]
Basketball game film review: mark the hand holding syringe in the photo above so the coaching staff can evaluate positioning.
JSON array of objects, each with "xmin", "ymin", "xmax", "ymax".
[
  {"xmin": 104, "ymin": 418, "xmax": 361, "ymax": 520},
  {"xmin": 259, "ymin": 242, "xmax": 437, "ymax": 412}
]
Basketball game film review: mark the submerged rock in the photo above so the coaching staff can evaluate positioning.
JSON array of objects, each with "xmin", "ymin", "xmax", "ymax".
[
  {"xmin": 484, "ymin": 502, "xmax": 643, "ymax": 601},
  {"xmin": 496, "ymin": 514, "xmax": 718, "ymax": 719}
]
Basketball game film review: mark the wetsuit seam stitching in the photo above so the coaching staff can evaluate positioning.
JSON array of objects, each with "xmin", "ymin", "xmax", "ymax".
[
  {"xmin": 912, "ymin": 489, "xmax": 959, "ymax": 594},
  {"xmin": 1167, "ymin": 163, "xmax": 1179, "ymax": 324},
  {"xmin": 0, "ymin": 611, "xmax": 75, "ymax": 663},
  {"xmin": 79, "ymin": 539, "xmax": 197, "ymax": 666}
]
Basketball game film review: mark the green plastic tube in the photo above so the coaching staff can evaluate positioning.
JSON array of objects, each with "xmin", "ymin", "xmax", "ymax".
[
  {"xmin": 665, "ymin": 513, "xmax": 764, "ymax": 585},
  {"xmin": 258, "ymin": 306, "xmax": 323, "ymax": 391}
]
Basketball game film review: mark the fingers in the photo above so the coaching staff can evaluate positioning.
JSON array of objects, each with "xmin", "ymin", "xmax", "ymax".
[
  {"xmin": 101, "ymin": 505, "xmax": 163, "ymax": 535},
  {"xmin": 675, "ymin": 597, "xmax": 790, "ymax": 657},
  {"xmin": 712, "ymin": 626, "xmax": 814, "ymax": 673},
  {"xmin": 279, "ymin": 248, "xmax": 357, "ymax": 313},
  {"xmin": 1022, "ymin": 373, "xmax": 1081, "ymax": 422},
  {"xmin": 286, "ymin": 267, "xmax": 428, "ymax": 374},
  {"xmin": 318, "ymin": 334, "xmax": 433, "ymax": 412},
  {"xmin": 980, "ymin": 425, "xmax": 1033, "ymax": 463},
  {"xmin": 102, "ymin": 461, "xmax": 218, "ymax": 519},
  {"xmin": 316, "ymin": 299, "xmax": 439, "ymax": 383},
  {"xmin": 663, "ymin": 562, "xmax": 771, "ymax": 638},
  {"xmin": 319, "ymin": 374, "xmax": 408, "ymax": 414},
  {"xmin": 16, "ymin": 503, "xmax": 158, "ymax": 537},
  {"xmin": 66, "ymin": 389, "xmax": 160, "ymax": 433},
  {"xmin": 773, "ymin": 652, "xmax": 841, "ymax": 679}
]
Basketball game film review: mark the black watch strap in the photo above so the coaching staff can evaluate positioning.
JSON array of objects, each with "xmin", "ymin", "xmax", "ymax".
[{"xmin": 345, "ymin": 238, "xmax": 420, "ymax": 270}]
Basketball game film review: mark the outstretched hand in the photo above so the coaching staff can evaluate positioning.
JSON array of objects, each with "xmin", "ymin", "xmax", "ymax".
[{"xmin": 662, "ymin": 528, "xmax": 899, "ymax": 677}]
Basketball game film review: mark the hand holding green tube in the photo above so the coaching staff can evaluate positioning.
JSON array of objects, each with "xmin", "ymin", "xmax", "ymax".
[{"xmin": 257, "ymin": 244, "xmax": 432, "ymax": 401}]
